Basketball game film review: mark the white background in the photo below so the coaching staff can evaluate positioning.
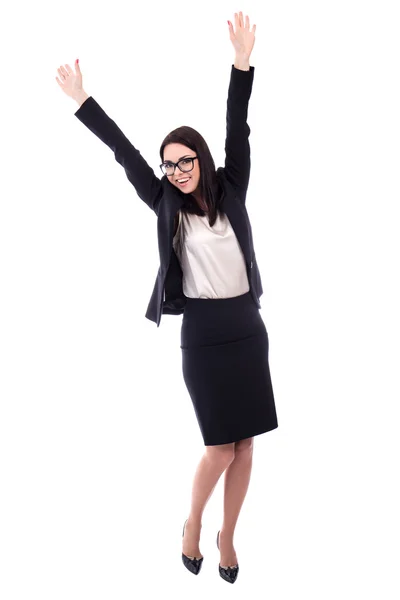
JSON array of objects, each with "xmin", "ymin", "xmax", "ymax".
[{"xmin": 1, "ymin": 0, "xmax": 399, "ymax": 598}]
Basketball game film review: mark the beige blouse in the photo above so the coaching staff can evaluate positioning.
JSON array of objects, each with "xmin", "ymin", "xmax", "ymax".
[{"xmin": 172, "ymin": 209, "xmax": 250, "ymax": 299}]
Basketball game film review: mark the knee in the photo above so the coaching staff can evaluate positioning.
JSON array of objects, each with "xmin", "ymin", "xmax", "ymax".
[
  {"xmin": 205, "ymin": 443, "xmax": 235, "ymax": 467},
  {"xmin": 234, "ymin": 437, "xmax": 254, "ymax": 455}
]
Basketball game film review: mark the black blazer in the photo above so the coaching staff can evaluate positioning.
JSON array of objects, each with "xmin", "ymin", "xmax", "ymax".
[{"xmin": 74, "ymin": 64, "xmax": 263, "ymax": 327}]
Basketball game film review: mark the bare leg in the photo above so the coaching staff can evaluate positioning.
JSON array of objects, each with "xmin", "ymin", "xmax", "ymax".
[
  {"xmin": 219, "ymin": 437, "xmax": 254, "ymax": 567},
  {"xmin": 183, "ymin": 443, "xmax": 235, "ymax": 559}
]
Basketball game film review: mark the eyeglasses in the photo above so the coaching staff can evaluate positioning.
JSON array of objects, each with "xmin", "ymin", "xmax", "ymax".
[{"xmin": 160, "ymin": 156, "xmax": 198, "ymax": 176}]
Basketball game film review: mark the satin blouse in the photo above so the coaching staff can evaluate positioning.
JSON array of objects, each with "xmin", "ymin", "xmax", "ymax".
[{"xmin": 172, "ymin": 209, "xmax": 250, "ymax": 299}]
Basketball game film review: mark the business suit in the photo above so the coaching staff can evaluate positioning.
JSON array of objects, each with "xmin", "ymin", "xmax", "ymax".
[
  {"xmin": 74, "ymin": 64, "xmax": 278, "ymax": 445},
  {"xmin": 74, "ymin": 65, "xmax": 264, "ymax": 327}
]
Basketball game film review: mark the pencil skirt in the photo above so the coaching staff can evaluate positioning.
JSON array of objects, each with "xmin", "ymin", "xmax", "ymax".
[{"xmin": 180, "ymin": 291, "xmax": 278, "ymax": 446}]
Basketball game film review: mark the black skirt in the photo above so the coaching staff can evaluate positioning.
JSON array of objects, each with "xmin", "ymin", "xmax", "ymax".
[{"xmin": 180, "ymin": 291, "xmax": 278, "ymax": 446}]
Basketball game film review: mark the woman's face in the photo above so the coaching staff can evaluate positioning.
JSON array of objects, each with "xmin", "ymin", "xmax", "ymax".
[{"xmin": 163, "ymin": 143, "xmax": 200, "ymax": 195}]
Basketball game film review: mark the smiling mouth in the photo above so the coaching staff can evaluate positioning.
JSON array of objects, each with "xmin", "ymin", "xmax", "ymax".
[{"xmin": 177, "ymin": 178, "xmax": 191, "ymax": 186}]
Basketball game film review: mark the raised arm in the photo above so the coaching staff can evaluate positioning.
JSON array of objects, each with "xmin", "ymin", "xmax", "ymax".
[
  {"xmin": 224, "ymin": 62, "xmax": 254, "ymax": 197},
  {"xmin": 74, "ymin": 96, "xmax": 163, "ymax": 215},
  {"xmin": 223, "ymin": 12, "xmax": 256, "ymax": 202},
  {"xmin": 56, "ymin": 59, "xmax": 162, "ymax": 215}
]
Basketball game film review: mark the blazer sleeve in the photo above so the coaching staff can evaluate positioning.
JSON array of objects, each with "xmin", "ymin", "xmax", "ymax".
[
  {"xmin": 223, "ymin": 65, "xmax": 255, "ymax": 201},
  {"xmin": 74, "ymin": 97, "xmax": 163, "ymax": 215}
]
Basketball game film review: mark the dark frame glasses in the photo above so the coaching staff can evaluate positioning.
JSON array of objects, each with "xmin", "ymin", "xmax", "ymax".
[{"xmin": 160, "ymin": 156, "xmax": 199, "ymax": 176}]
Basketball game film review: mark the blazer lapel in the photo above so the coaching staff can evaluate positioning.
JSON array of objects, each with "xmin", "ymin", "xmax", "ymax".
[{"xmin": 219, "ymin": 181, "xmax": 252, "ymax": 266}]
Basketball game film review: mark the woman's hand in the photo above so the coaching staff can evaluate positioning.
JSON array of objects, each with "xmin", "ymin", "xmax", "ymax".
[
  {"xmin": 228, "ymin": 11, "xmax": 256, "ymax": 58},
  {"xmin": 55, "ymin": 60, "xmax": 84, "ymax": 100}
]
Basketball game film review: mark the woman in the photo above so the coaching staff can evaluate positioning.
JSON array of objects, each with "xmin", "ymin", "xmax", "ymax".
[{"xmin": 56, "ymin": 11, "xmax": 278, "ymax": 584}]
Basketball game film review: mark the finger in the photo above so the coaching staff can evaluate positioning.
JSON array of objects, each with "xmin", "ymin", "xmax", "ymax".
[
  {"xmin": 252, "ymin": 24, "xmax": 256, "ymax": 34},
  {"xmin": 245, "ymin": 15, "xmax": 250, "ymax": 29},
  {"xmin": 60, "ymin": 65, "xmax": 68, "ymax": 76},
  {"xmin": 65, "ymin": 64, "xmax": 74, "ymax": 75},
  {"xmin": 239, "ymin": 11, "xmax": 244, "ymax": 27},
  {"xmin": 234, "ymin": 12, "xmax": 240, "ymax": 27}
]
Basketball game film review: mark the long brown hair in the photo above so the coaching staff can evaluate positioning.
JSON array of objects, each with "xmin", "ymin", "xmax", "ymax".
[{"xmin": 159, "ymin": 126, "xmax": 222, "ymax": 227}]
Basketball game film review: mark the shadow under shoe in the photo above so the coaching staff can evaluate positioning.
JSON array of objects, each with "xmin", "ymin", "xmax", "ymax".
[
  {"xmin": 182, "ymin": 519, "xmax": 204, "ymax": 575},
  {"xmin": 217, "ymin": 530, "xmax": 239, "ymax": 584}
]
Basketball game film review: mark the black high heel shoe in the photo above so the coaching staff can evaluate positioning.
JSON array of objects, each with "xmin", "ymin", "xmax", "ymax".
[
  {"xmin": 217, "ymin": 530, "xmax": 239, "ymax": 584},
  {"xmin": 182, "ymin": 518, "xmax": 204, "ymax": 575}
]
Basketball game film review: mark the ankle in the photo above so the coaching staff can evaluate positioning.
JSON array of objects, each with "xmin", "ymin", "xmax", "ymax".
[
  {"xmin": 219, "ymin": 528, "xmax": 234, "ymax": 541},
  {"xmin": 187, "ymin": 516, "xmax": 202, "ymax": 529}
]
